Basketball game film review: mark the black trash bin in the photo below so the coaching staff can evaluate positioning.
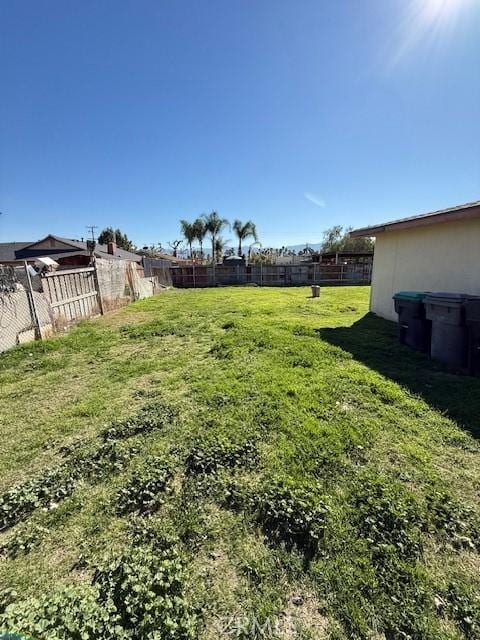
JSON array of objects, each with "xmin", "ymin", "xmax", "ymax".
[
  {"xmin": 465, "ymin": 297, "xmax": 480, "ymax": 376},
  {"xmin": 393, "ymin": 291, "xmax": 431, "ymax": 352},
  {"xmin": 424, "ymin": 293, "xmax": 469, "ymax": 370}
]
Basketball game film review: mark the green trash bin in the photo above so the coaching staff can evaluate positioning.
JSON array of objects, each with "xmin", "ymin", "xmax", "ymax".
[{"xmin": 393, "ymin": 291, "xmax": 431, "ymax": 352}]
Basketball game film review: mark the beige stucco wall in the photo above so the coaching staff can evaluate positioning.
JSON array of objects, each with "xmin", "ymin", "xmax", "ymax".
[{"xmin": 370, "ymin": 217, "xmax": 480, "ymax": 321}]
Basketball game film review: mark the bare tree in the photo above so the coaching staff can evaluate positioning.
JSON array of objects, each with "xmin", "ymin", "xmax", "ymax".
[{"xmin": 168, "ymin": 239, "xmax": 183, "ymax": 258}]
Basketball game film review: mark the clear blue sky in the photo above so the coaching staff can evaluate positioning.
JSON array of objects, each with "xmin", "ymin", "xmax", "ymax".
[{"xmin": 1, "ymin": 0, "xmax": 479, "ymax": 248}]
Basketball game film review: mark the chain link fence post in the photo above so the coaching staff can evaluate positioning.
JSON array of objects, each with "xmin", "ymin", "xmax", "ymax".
[{"xmin": 24, "ymin": 261, "xmax": 42, "ymax": 340}]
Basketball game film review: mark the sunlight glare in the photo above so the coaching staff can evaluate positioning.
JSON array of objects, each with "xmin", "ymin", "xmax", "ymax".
[{"xmin": 390, "ymin": 0, "xmax": 473, "ymax": 66}]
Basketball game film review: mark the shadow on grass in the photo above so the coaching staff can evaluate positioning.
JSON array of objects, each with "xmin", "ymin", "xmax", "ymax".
[{"xmin": 320, "ymin": 313, "xmax": 480, "ymax": 440}]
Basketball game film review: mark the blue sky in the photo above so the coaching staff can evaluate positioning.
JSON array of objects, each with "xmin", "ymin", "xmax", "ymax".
[{"xmin": 1, "ymin": 0, "xmax": 479, "ymax": 248}]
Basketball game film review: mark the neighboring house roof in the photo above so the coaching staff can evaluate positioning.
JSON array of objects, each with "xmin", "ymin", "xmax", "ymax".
[
  {"xmin": 0, "ymin": 242, "xmax": 34, "ymax": 262},
  {"xmin": 350, "ymin": 200, "xmax": 480, "ymax": 238},
  {"xmin": 14, "ymin": 235, "xmax": 143, "ymax": 262},
  {"xmin": 141, "ymin": 252, "xmax": 189, "ymax": 264},
  {"xmin": 158, "ymin": 253, "xmax": 187, "ymax": 264},
  {"xmin": 37, "ymin": 250, "xmax": 92, "ymax": 261}
]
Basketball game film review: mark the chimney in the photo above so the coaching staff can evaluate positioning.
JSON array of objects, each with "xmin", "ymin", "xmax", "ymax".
[{"xmin": 107, "ymin": 241, "xmax": 117, "ymax": 255}]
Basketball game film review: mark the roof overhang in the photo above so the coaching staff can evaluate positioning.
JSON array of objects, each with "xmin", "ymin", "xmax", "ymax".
[{"xmin": 350, "ymin": 200, "xmax": 480, "ymax": 238}]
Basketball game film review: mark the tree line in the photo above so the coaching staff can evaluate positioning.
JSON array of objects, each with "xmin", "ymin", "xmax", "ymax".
[
  {"xmin": 178, "ymin": 212, "xmax": 258, "ymax": 262},
  {"xmin": 95, "ymin": 219, "xmax": 372, "ymax": 262},
  {"xmin": 320, "ymin": 225, "xmax": 374, "ymax": 253}
]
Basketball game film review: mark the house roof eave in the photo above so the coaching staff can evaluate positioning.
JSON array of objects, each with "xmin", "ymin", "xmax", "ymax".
[{"xmin": 350, "ymin": 200, "xmax": 480, "ymax": 238}]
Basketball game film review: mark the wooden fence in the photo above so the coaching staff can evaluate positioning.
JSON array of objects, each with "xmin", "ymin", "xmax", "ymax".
[
  {"xmin": 41, "ymin": 266, "xmax": 100, "ymax": 323},
  {"xmin": 171, "ymin": 262, "xmax": 372, "ymax": 288}
]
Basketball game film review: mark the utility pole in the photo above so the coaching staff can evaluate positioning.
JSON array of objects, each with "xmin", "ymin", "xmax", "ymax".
[
  {"xmin": 86, "ymin": 225, "xmax": 98, "ymax": 261},
  {"xmin": 86, "ymin": 225, "xmax": 104, "ymax": 315},
  {"xmin": 86, "ymin": 225, "xmax": 98, "ymax": 243}
]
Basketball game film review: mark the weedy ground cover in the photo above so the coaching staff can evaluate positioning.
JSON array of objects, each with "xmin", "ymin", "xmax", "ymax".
[{"xmin": 1, "ymin": 286, "xmax": 480, "ymax": 639}]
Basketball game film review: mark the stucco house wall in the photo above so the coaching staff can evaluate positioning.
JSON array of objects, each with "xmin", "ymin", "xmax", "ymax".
[{"xmin": 370, "ymin": 217, "xmax": 480, "ymax": 321}]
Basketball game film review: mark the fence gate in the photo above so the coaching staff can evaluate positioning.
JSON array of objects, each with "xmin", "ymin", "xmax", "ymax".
[{"xmin": 41, "ymin": 267, "xmax": 100, "ymax": 324}]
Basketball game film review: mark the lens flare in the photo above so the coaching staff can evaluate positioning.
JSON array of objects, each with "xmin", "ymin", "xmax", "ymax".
[{"xmin": 391, "ymin": 0, "xmax": 472, "ymax": 66}]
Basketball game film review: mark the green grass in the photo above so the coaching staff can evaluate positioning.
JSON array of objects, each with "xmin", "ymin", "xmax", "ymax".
[{"xmin": 1, "ymin": 285, "xmax": 480, "ymax": 639}]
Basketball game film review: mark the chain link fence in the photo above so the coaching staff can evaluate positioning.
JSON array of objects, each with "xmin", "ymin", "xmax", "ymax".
[
  {"xmin": 0, "ymin": 266, "xmax": 54, "ymax": 352},
  {"xmin": 0, "ymin": 260, "xmax": 161, "ymax": 354}
]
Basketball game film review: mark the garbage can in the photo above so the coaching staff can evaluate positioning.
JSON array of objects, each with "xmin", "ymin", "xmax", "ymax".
[
  {"xmin": 465, "ymin": 297, "xmax": 480, "ymax": 376},
  {"xmin": 424, "ymin": 293, "xmax": 469, "ymax": 370},
  {"xmin": 311, "ymin": 285, "xmax": 320, "ymax": 298},
  {"xmin": 392, "ymin": 291, "xmax": 431, "ymax": 352}
]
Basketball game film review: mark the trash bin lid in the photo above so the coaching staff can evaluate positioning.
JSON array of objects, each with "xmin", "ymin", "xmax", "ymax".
[
  {"xmin": 424, "ymin": 292, "xmax": 469, "ymax": 303},
  {"xmin": 392, "ymin": 291, "xmax": 428, "ymax": 302}
]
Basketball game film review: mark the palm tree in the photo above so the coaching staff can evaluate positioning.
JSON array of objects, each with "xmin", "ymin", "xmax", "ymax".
[
  {"xmin": 202, "ymin": 211, "xmax": 230, "ymax": 264},
  {"xmin": 214, "ymin": 236, "xmax": 228, "ymax": 260},
  {"xmin": 180, "ymin": 220, "xmax": 196, "ymax": 258},
  {"xmin": 233, "ymin": 219, "xmax": 258, "ymax": 257},
  {"xmin": 192, "ymin": 218, "xmax": 207, "ymax": 259},
  {"xmin": 248, "ymin": 240, "xmax": 262, "ymax": 263}
]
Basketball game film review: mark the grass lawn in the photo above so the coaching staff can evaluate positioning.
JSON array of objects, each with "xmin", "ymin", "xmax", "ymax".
[{"xmin": 1, "ymin": 285, "xmax": 480, "ymax": 639}]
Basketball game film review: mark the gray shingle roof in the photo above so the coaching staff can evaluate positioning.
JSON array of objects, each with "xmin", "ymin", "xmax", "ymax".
[
  {"xmin": 9, "ymin": 235, "xmax": 143, "ymax": 262},
  {"xmin": 50, "ymin": 236, "xmax": 142, "ymax": 262},
  {"xmin": 0, "ymin": 242, "xmax": 34, "ymax": 262}
]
